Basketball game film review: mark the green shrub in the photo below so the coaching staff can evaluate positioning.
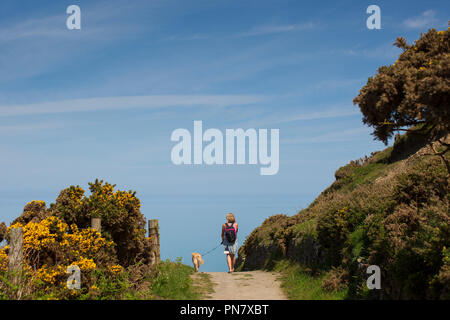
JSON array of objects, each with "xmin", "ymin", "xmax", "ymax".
[{"xmin": 150, "ymin": 258, "xmax": 199, "ymax": 300}]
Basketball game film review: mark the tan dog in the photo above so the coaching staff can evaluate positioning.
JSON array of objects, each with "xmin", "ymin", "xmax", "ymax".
[{"xmin": 192, "ymin": 252, "xmax": 204, "ymax": 272}]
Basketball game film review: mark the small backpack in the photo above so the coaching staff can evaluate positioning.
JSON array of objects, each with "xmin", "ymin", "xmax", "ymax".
[{"xmin": 224, "ymin": 223, "xmax": 236, "ymax": 243}]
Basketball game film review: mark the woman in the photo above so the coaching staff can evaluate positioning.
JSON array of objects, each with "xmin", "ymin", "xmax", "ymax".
[{"xmin": 221, "ymin": 213, "xmax": 238, "ymax": 273}]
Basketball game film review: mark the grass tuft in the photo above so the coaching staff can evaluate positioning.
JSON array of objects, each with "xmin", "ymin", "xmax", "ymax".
[{"xmin": 272, "ymin": 260, "xmax": 348, "ymax": 300}]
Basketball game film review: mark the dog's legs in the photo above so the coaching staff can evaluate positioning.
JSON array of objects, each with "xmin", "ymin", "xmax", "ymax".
[{"xmin": 193, "ymin": 259, "xmax": 199, "ymax": 272}]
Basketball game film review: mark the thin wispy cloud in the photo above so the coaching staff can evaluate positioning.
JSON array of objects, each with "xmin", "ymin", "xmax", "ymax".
[
  {"xmin": 0, "ymin": 5, "xmax": 144, "ymax": 83},
  {"xmin": 170, "ymin": 22, "xmax": 316, "ymax": 41},
  {"xmin": 277, "ymin": 108, "xmax": 359, "ymax": 123},
  {"xmin": 0, "ymin": 15, "xmax": 66, "ymax": 42},
  {"xmin": 282, "ymin": 127, "xmax": 371, "ymax": 144},
  {"xmin": 0, "ymin": 95, "xmax": 266, "ymax": 117},
  {"xmin": 0, "ymin": 123, "xmax": 64, "ymax": 133},
  {"xmin": 235, "ymin": 22, "xmax": 315, "ymax": 38},
  {"xmin": 309, "ymin": 79, "xmax": 364, "ymax": 91},
  {"xmin": 403, "ymin": 10, "xmax": 439, "ymax": 29},
  {"xmin": 0, "ymin": 3, "xmax": 140, "ymax": 43},
  {"xmin": 168, "ymin": 33, "xmax": 210, "ymax": 41},
  {"xmin": 361, "ymin": 44, "xmax": 402, "ymax": 60},
  {"xmin": 331, "ymin": 43, "xmax": 402, "ymax": 60},
  {"xmin": 240, "ymin": 106, "xmax": 360, "ymax": 127}
]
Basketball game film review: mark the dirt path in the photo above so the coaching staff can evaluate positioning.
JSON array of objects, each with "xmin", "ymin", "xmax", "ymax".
[{"xmin": 192, "ymin": 271, "xmax": 287, "ymax": 300}]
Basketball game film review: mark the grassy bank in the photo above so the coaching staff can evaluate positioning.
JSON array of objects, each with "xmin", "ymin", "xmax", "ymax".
[
  {"xmin": 270, "ymin": 260, "xmax": 347, "ymax": 300},
  {"xmin": 149, "ymin": 258, "xmax": 205, "ymax": 300},
  {"xmin": 116, "ymin": 258, "xmax": 211, "ymax": 300}
]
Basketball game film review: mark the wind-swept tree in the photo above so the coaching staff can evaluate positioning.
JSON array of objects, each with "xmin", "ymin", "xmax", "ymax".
[{"xmin": 353, "ymin": 26, "xmax": 450, "ymax": 171}]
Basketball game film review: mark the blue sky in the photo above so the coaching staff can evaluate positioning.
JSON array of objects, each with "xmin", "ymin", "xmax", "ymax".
[{"xmin": 0, "ymin": 0, "xmax": 448, "ymax": 270}]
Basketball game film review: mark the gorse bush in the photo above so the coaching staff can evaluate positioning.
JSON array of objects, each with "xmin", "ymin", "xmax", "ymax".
[
  {"xmin": 0, "ymin": 180, "xmax": 162, "ymax": 300},
  {"xmin": 354, "ymin": 27, "xmax": 450, "ymax": 144},
  {"xmin": 53, "ymin": 179, "xmax": 153, "ymax": 266},
  {"xmin": 354, "ymin": 26, "xmax": 450, "ymax": 174},
  {"xmin": 0, "ymin": 215, "xmax": 120, "ymax": 299}
]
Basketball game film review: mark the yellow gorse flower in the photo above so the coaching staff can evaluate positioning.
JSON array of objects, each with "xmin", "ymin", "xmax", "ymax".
[
  {"xmin": 25, "ymin": 200, "xmax": 46, "ymax": 206},
  {"xmin": 8, "ymin": 216, "xmax": 113, "ymax": 254},
  {"xmin": 108, "ymin": 264, "xmax": 124, "ymax": 275},
  {"xmin": 70, "ymin": 257, "xmax": 96, "ymax": 271},
  {"xmin": 7, "ymin": 215, "xmax": 114, "ymax": 287},
  {"xmin": 92, "ymin": 183, "xmax": 141, "ymax": 209},
  {"xmin": 0, "ymin": 249, "xmax": 8, "ymax": 272},
  {"xmin": 35, "ymin": 265, "xmax": 65, "ymax": 285}
]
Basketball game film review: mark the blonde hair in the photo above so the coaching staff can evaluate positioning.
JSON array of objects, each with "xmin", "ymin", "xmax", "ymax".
[{"xmin": 226, "ymin": 213, "xmax": 236, "ymax": 223}]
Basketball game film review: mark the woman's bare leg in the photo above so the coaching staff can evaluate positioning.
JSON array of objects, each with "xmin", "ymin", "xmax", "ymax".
[
  {"xmin": 226, "ymin": 254, "xmax": 233, "ymax": 272},
  {"xmin": 230, "ymin": 254, "xmax": 235, "ymax": 272}
]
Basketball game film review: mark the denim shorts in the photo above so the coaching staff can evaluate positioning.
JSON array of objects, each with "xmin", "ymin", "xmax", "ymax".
[{"xmin": 223, "ymin": 239, "xmax": 238, "ymax": 255}]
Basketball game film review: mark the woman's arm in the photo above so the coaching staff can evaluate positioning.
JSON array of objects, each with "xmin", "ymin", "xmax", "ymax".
[
  {"xmin": 221, "ymin": 224, "xmax": 225, "ymax": 242},
  {"xmin": 235, "ymin": 223, "xmax": 238, "ymax": 233}
]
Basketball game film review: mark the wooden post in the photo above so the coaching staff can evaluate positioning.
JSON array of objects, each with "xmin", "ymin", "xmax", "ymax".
[
  {"xmin": 8, "ymin": 227, "xmax": 23, "ymax": 285},
  {"xmin": 91, "ymin": 218, "xmax": 101, "ymax": 233},
  {"xmin": 148, "ymin": 219, "xmax": 160, "ymax": 264}
]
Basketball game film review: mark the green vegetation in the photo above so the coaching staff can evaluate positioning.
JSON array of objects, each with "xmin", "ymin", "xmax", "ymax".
[
  {"xmin": 151, "ymin": 258, "xmax": 204, "ymax": 300},
  {"xmin": 271, "ymin": 260, "xmax": 347, "ymax": 300},
  {"xmin": 0, "ymin": 259, "xmax": 202, "ymax": 300},
  {"xmin": 292, "ymin": 219, "xmax": 317, "ymax": 238},
  {"xmin": 83, "ymin": 259, "xmax": 204, "ymax": 300},
  {"xmin": 0, "ymin": 258, "xmax": 201, "ymax": 300},
  {"xmin": 238, "ymin": 131, "xmax": 449, "ymax": 299}
]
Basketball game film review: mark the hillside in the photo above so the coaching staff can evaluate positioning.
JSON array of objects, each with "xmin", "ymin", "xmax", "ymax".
[{"xmin": 236, "ymin": 132, "xmax": 449, "ymax": 299}]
